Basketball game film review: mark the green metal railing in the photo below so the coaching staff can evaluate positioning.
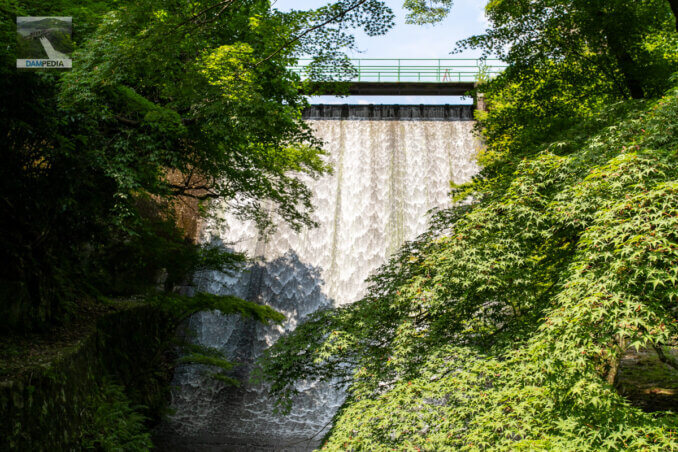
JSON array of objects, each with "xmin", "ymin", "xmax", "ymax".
[{"xmin": 289, "ymin": 58, "xmax": 506, "ymax": 83}]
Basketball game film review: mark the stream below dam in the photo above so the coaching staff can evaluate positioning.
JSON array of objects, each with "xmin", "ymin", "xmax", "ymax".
[{"xmin": 155, "ymin": 104, "xmax": 481, "ymax": 451}]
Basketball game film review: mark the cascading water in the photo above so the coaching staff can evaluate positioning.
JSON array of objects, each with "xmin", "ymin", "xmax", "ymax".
[{"xmin": 157, "ymin": 105, "xmax": 480, "ymax": 451}]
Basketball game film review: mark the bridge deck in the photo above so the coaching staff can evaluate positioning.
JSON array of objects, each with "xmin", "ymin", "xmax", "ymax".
[{"xmin": 292, "ymin": 58, "xmax": 504, "ymax": 96}]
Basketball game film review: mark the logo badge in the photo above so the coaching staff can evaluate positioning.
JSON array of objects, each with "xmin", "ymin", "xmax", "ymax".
[{"xmin": 17, "ymin": 17, "xmax": 73, "ymax": 69}]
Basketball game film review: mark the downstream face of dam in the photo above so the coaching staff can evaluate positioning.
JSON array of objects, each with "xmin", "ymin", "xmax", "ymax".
[{"xmin": 158, "ymin": 105, "xmax": 480, "ymax": 450}]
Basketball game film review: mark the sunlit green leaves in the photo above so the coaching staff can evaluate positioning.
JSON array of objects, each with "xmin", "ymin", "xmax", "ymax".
[
  {"xmin": 403, "ymin": 0, "xmax": 454, "ymax": 25},
  {"xmin": 261, "ymin": 83, "xmax": 678, "ymax": 449}
]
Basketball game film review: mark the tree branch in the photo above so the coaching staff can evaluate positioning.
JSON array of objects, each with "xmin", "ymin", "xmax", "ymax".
[
  {"xmin": 654, "ymin": 344, "xmax": 678, "ymax": 371},
  {"xmin": 114, "ymin": 115, "xmax": 140, "ymax": 127},
  {"xmin": 253, "ymin": 0, "xmax": 369, "ymax": 68},
  {"xmin": 606, "ymin": 335, "xmax": 627, "ymax": 386},
  {"xmin": 667, "ymin": 0, "xmax": 678, "ymax": 33},
  {"xmin": 116, "ymin": 114, "xmax": 193, "ymax": 126},
  {"xmin": 173, "ymin": 0, "xmax": 238, "ymax": 30},
  {"xmin": 169, "ymin": 183, "xmax": 220, "ymax": 200}
]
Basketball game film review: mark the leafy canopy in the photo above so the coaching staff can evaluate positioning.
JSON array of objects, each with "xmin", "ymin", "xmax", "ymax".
[{"xmin": 1, "ymin": 0, "xmax": 394, "ymax": 330}]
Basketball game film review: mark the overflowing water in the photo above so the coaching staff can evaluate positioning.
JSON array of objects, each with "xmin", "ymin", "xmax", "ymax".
[{"xmin": 157, "ymin": 105, "xmax": 480, "ymax": 451}]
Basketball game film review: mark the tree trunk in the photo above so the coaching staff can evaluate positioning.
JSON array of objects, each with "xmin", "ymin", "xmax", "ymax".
[
  {"xmin": 605, "ymin": 35, "xmax": 645, "ymax": 99},
  {"xmin": 606, "ymin": 335, "xmax": 628, "ymax": 386},
  {"xmin": 606, "ymin": 356, "xmax": 621, "ymax": 386},
  {"xmin": 654, "ymin": 344, "xmax": 678, "ymax": 371},
  {"xmin": 595, "ymin": 9, "xmax": 645, "ymax": 99},
  {"xmin": 668, "ymin": 0, "xmax": 678, "ymax": 33}
]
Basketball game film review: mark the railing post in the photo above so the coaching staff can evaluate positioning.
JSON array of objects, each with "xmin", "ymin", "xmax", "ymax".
[
  {"xmin": 358, "ymin": 59, "xmax": 361, "ymax": 81},
  {"xmin": 437, "ymin": 59, "xmax": 441, "ymax": 82},
  {"xmin": 397, "ymin": 59, "xmax": 400, "ymax": 82}
]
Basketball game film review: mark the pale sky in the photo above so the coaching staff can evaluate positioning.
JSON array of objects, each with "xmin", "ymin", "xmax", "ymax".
[{"xmin": 274, "ymin": 0, "xmax": 491, "ymax": 104}]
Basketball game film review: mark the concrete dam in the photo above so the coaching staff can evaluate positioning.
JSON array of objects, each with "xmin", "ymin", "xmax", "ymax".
[{"xmin": 158, "ymin": 104, "xmax": 481, "ymax": 450}]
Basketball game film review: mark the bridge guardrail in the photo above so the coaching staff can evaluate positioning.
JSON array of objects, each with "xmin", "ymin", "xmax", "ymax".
[{"xmin": 289, "ymin": 58, "xmax": 506, "ymax": 83}]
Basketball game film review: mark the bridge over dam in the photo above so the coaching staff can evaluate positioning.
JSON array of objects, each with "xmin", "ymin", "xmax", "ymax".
[
  {"xmin": 156, "ymin": 59, "xmax": 500, "ymax": 452},
  {"xmin": 291, "ymin": 58, "xmax": 505, "ymax": 97}
]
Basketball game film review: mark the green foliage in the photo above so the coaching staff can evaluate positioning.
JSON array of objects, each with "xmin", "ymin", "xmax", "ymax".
[
  {"xmin": 259, "ymin": 2, "xmax": 678, "ymax": 444},
  {"xmin": 150, "ymin": 292, "xmax": 285, "ymax": 326},
  {"xmin": 460, "ymin": 1, "xmax": 678, "ymax": 190},
  {"xmin": 147, "ymin": 291, "xmax": 284, "ymax": 387},
  {"xmin": 1, "ymin": 0, "xmax": 394, "ymax": 330},
  {"xmin": 403, "ymin": 0, "xmax": 454, "ymax": 25},
  {"xmin": 80, "ymin": 379, "xmax": 152, "ymax": 451},
  {"xmin": 88, "ymin": 199, "xmax": 247, "ymax": 295},
  {"xmin": 323, "ymin": 345, "xmax": 678, "ymax": 451},
  {"xmin": 0, "ymin": 303, "xmax": 175, "ymax": 451},
  {"xmin": 262, "ymin": 80, "xmax": 678, "ymax": 451},
  {"xmin": 179, "ymin": 344, "xmax": 240, "ymax": 386},
  {"xmin": 460, "ymin": 0, "xmax": 677, "ymax": 99},
  {"xmin": 57, "ymin": 0, "xmax": 329, "ymax": 232}
]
